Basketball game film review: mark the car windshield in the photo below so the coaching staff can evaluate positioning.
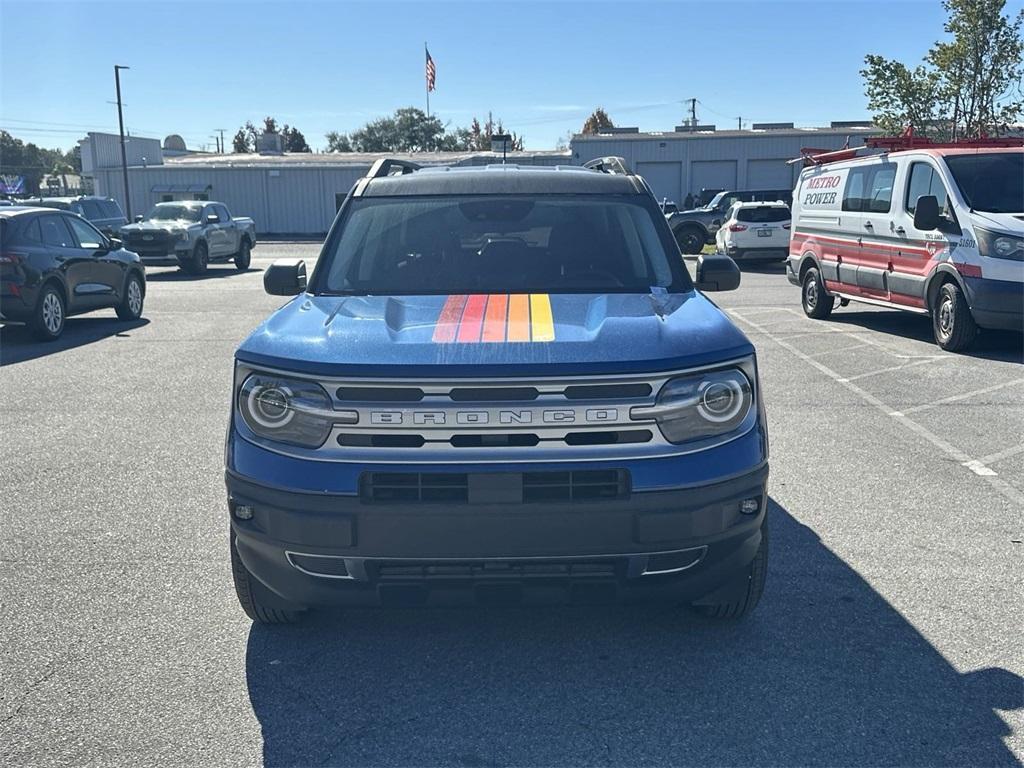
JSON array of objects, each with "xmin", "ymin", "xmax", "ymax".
[
  {"xmin": 146, "ymin": 204, "xmax": 202, "ymax": 222},
  {"xmin": 316, "ymin": 195, "xmax": 690, "ymax": 295},
  {"xmin": 736, "ymin": 207, "xmax": 790, "ymax": 223},
  {"xmin": 944, "ymin": 153, "xmax": 1024, "ymax": 213}
]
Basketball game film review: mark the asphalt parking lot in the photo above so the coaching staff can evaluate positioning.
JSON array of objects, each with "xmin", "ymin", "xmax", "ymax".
[{"xmin": 1, "ymin": 243, "xmax": 1022, "ymax": 767}]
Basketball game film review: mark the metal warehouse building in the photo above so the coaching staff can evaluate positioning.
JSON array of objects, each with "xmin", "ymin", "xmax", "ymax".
[
  {"xmin": 571, "ymin": 123, "xmax": 880, "ymax": 205},
  {"xmin": 85, "ymin": 122, "xmax": 879, "ymax": 235}
]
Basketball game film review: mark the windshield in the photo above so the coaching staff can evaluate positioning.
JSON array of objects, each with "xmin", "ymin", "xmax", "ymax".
[
  {"xmin": 944, "ymin": 153, "xmax": 1024, "ymax": 213},
  {"xmin": 146, "ymin": 204, "xmax": 202, "ymax": 222},
  {"xmin": 316, "ymin": 195, "xmax": 690, "ymax": 295}
]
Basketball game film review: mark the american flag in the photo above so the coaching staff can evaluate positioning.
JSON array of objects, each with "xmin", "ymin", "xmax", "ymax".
[{"xmin": 425, "ymin": 47, "xmax": 436, "ymax": 92}]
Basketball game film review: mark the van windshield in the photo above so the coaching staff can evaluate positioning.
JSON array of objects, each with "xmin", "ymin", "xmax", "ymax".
[
  {"xmin": 944, "ymin": 153, "xmax": 1024, "ymax": 214},
  {"xmin": 316, "ymin": 195, "xmax": 691, "ymax": 295}
]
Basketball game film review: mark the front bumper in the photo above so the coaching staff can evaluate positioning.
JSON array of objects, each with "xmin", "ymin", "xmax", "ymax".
[
  {"xmin": 964, "ymin": 276, "xmax": 1024, "ymax": 331},
  {"xmin": 227, "ymin": 463, "xmax": 769, "ymax": 608}
]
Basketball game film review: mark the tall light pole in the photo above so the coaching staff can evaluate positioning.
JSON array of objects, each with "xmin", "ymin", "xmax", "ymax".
[{"xmin": 114, "ymin": 64, "xmax": 131, "ymax": 220}]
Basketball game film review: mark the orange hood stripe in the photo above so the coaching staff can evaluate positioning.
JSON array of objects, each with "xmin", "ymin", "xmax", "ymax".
[{"xmin": 434, "ymin": 294, "xmax": 554, "ymax": 343}]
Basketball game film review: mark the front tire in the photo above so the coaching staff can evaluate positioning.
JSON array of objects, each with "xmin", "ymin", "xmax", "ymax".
[
  {"xmin": 675, "ymin": 226, "xmax": 705, "ymax": 255},
  {"xmin": 30, "ymin": 284, "xmax": 65, "ymax": 341},
  {"xmin": 801, "ymin": 266, "xmax": 834, "ymax": 319},
  {"xmin": 230, "ymin": 531, "xmax": 303, "ymax": 625},
  {"xmin": 690, "ymin": 521, "xmax": 768, "ymax": 620},
  {"xmin": 932, "ymin": 281, "xmax": 977, "ymax": 352},
  {"xmin": 116, "ymin": 273, "xmax": 144, "ymax": 321},
  {"xmin": 182, "ymin": 241, "xmax": 209, "ymax": 275},
  {"xmin": 234, "ymin": 239, "xmax": 251, "ymax": 271}
]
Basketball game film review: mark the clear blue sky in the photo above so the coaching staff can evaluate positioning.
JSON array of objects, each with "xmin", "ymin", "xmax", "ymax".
[{"xmin": 1, "ymin": 0, "xmax": 1008, "ymax": 153}]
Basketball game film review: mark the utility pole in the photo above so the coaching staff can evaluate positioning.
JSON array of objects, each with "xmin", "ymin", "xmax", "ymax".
[
  {"xmin": 114, "ymin": 64, "xmax": 131, "ymax": 220},
  {"xmin": 216, "ymin": 128, "xmax": 226, "ymax": 154},
  {"xmin": 737, "ymin": 116, "xmax": 742, "ymax": 130},
  {"xmin": 689, "ymin": 98, "xmax": 697, "ymax": 131}
]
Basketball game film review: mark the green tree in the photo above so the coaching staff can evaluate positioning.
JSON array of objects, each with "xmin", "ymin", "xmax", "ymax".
[
  {"xmin": 325, "ymin": 131, "xmax": 353, "ymax": 152},
  {"xmin": 861, "ymin": 0, "xmax": 1023, "ymax": 138},
  {"xmin": 581, "ymin": 107, "xmax": 614, "ymax": 134},
  {"xmin": 281, "ymin": 125, "xmax": 311, "ymax": 152}
]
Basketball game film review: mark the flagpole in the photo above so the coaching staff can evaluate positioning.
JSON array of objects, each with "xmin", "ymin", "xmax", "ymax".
[{"xmin": 424, "ymin": 42, "xmax": 430, "ymax": 118}]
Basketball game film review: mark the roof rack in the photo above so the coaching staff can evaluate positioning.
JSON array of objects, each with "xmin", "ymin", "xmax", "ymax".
[
  {"xmin": 582, "ymin": 156, "xmax": 632, "ymax": 175},
  {"xmin": 793, "ymin": 131, "xmax": 1023, "ymax": 166},
  {"xmin": 365, "ymin": 158, "xmax": 422, "ymax": 179}
]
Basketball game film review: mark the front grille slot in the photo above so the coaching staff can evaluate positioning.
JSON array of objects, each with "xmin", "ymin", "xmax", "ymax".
[
  {"xmin": 449, "ymin": 433, "xmax": 540, "ymax": 448},
  {"xmin": 374, "ymin": 559, "xmax": 618, "ymax": 581},
  {"xmin": 338, "ymin": 434, "xmax": 426, "ymax": 448},
  {"xmin": 563, "ymin": 429, "xmax": 652, "ymax": 446},
  {"xmin": 336, "ymin": 386, "xmax": 424, "ymax": 402},
  {"xmin": 361, "ymin": 469, "xmax": 629, "ymax": 504},
  {"xmin": 563, "ymin": 383, "xmax": 652, "ymax": 400},
  {"xmin": 449, "ymin": 387, "xmax": 539, "ymax": 402}
]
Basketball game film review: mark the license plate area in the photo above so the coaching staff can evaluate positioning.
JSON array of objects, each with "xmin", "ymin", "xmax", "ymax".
[{"xmin": 757, "ymin": 228, "xmax": 773, "ymax": 237}]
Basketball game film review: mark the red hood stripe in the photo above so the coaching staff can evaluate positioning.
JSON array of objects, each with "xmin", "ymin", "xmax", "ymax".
[{"xmin": 432, "ymin": 294, "xmax": 467, "ymax": 343}]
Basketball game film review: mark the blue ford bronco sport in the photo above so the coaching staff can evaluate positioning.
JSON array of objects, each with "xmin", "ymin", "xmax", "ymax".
[{"xmin": 226, "ymin": 157, "xmax": 769, "ymax": 624}]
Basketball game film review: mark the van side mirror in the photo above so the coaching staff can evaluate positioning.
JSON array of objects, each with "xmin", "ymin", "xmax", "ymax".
[
  {"xmin": 264, "ymin": 259, "xmax": 307, "ymax": 296},
  {"xmin": 914, "ymin": 195, "xmax": 940, "ymax": 231},
  {"xmin": 695, "ymin": 253, "xmax": 741, "ymax": 292},
  {"xmin": 206, "ymin": 214, "xmax": 219, "ymax": 224}
]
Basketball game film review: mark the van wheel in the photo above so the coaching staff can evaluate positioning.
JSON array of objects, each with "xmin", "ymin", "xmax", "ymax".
[
  {"xmin": 690, "ymin": 521, "xmax": 768, "ymax": 620},
  {"xmin": 30, "ymin": 283, "xmax": 66, "ymax": 341},
  {"xmin": 675, "ymin": 226, "xmax": 705, "ymax": 255},
  {"xmin": 801, "ymin": 267, "xmax": 834, "ymax": 319},
  {"xmin": 234, "ymin": 239, "xmax": 251, "ymax": 271},
  {"xmin": 230, "ymin": 531, "xmax": 303, "ymax": 625},
  {"xmin": 932, "ymin": 281, "xmax": 977, "ymax": 352},
  {"xmin": 116, "ymin": 273, "xmax": 144, "ymax": 320}
]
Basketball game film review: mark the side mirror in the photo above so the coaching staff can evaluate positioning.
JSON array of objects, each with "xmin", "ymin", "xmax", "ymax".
[
  {"xmin": 206, "ymin": 214, "xmax": 219, "ymax": 224},
  {"xmin": 913, "ymin": 195, "xmax": 940, "ymax": 231},
  {"xmin": 107, "ymin": 237, "xmax": 122, "ymax": 250},
  {"xmin": 134, "ymin": 214, "xmax": 144, "ymax": 223},
  {"xmin": 695, "ymin": 253, "xmax": 741, "ymax": 292},
  {"xmin": 264, "ymin": 258, "xmax": 307, "ymax": 296}
]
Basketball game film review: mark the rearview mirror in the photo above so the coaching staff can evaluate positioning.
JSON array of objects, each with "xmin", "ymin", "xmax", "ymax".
[
  {"xmin": 134, "ymin": 214, "xmax": 144, "ymax": 223},
  {"xmin": 695, "ymin": 253, "xmax": 741, "ymax": 292},
  {"xmin": 264, "ymin": 259, "xmax": 307, "ymax": 296},
  {"xmin": 913, "ymin": 195, "xmax": 940, "ymax": 231}
]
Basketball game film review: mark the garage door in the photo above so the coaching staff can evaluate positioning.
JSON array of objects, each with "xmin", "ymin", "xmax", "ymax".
[
  {"xmin": 747, "ymin": 159, "xmax": 795, "ymax": 190},
  {"xmin": 636, "ymin": 162, "xmax": 681, "ymax": 206},
  {"xmin": 690, "ymin": 160, "xmax": 737, "ymax": 195}
]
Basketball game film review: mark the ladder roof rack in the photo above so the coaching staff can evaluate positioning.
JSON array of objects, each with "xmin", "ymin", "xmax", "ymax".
[
  {"xmin": 582, "ymin": 156, "xmax": 633, "ymax": 175},
  {"xmin": 365, "ymin": 158, "xmax": 422, "ymax": 179},
  {"xmin": 793, "ymin": 132, "xmax": 1023, "ymax": 166}
]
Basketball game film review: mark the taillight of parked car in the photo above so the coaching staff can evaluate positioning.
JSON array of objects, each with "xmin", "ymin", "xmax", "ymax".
[
  {"xmin": 0, "ymin": 251, "xmax": 25, "ymax": 265},
  {"xmin": 729, "ymin": 224, "xmax": 747, "ymax": 232}
]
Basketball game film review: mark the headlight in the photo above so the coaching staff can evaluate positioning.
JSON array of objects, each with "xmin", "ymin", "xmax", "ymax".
[
  {"xmin": 237, "ymin": 373, "xmax": 347, "ymax": 448},
  {"xmin": 977, "ymin": 228, "xmax": 1024, "ymax": 262},
  {"xmin": 631, "ymin": 368, "xmax": 754, "ymax": 445},
  {"xmin": 177, "ymin": 230, "xmax": 191, "ymax": 242}
]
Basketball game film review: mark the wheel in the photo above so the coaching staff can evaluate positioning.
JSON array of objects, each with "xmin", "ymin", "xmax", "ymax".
[
  {"xmin": 675, "ymin": 226, "xmax": 705, "ymax": 255},
  {"xmin": 932, "ymin": 281, "xmax": 977, "ymax": 351},
  {"xmin": 30, "ymin": 283, "xmax": 65, "ymax": 341},
  {"xmin": 234, "ymin": 239, "xmax": 251, "ymax": 271},
  {"xmin": 230, "ymin": 531, "xmax": 303, "ymax": 624},
  {"xmin": 183, "ymin": 241, "xmax": 209, "ymax": 275},
  {"xmin": 115, "ymin": 273, "xmax": 144, "ymax": 321},
  {"xmin": 801, "ymin": 266, "xmax": 834, "ymax": 319},
  {"xmin": 690, "ymin": 521, "xmax": 768, "ymax": 620}
]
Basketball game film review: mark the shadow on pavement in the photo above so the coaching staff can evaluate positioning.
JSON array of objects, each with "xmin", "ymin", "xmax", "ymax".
[
  {"xmin": 829, "ymin": 310, "xmax": 1024, "ymax": 364},
  {"xmin": 0, "ymin": 317, "xmax": 149, "ymax": 366},
  {"xmin": 145, "ymin": 266, "xmax": 261, "ymax": 283},
  {"xmin": 245, "ymin": 500, "xmax": 1022, "ymax": 766},
  {"xmin": 737, "ymin": 260, "xmax": 787, "ymax": 275}
]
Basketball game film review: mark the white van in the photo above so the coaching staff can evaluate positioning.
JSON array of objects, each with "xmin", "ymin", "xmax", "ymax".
[{"xmin": 787, "ymin": 142, "xmax": 1023, "ymax": 351}]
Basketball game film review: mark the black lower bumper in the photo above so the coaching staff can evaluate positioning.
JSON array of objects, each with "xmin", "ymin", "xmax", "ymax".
[
  {"xmin": 964, "ymin": 276, "xmax": 1024, "ymax": 331},
  {"xmin": 227, "ymin": 464, "xmax": 769, "ymax": 608}
]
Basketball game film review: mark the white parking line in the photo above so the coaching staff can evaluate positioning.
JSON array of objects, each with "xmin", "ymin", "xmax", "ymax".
[
  {"xmin": 892, "ymin": 378, "xmax": 1024, "ymax": 417},
  {"xmin": 973, "ymin": 443, "xmax": 1024, "ymax": 468},
  {"xmin": 839, "ymin": 356, "xmax": 950, "ymax": 383},
  {"xmin": 778, "ymin": 308, "xmax": 945, "ymax": 360},
  {"xmin": 731, "ymin": 309, "xmax": 1024, "ymax": 507}
]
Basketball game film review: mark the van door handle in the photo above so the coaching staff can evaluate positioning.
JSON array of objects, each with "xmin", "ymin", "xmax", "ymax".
[
  {"xmin": 864, "ymin": 221, "xmax": 873, "ymax": 229},
  {"xmin": 894, "ymin": 226, "xmax": 906, "ymax": 235}
]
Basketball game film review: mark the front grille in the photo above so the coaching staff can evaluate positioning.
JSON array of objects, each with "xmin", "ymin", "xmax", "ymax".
[
  {"xmin": 361, "ymin": 469, "xmax": 630, "ymax": 504},
  {"xmin": 374, "ymin": 558, "xmax": 618, "ymax": 581}
]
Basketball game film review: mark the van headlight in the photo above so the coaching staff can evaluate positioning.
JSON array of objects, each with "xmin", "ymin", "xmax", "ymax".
[
  {"xmin": 237, "ymin": 373, "xmax": 343, "ymax": 448},
  {"xmin": 631, "ymin": 368, "xmax": 754, "ymax": 445},
  {"xmin": 977, "ymin": 228, "xmax": 1024, "ymax": 262}
]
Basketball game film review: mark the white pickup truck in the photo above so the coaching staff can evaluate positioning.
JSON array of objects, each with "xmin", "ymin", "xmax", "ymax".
[{"xmin": 120, "ymin": 200, "xmax": 256, "ymax": 274}]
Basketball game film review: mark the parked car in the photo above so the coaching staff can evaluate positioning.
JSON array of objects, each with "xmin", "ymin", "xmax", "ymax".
[
  {"xmin": 22, "ymin": 196, "xmax": 128, "ymax": 238},
  {"xmin": 715, "ymin": 201, "xmax": 791, "ymax": 262},
  {"xmin": 0, "ymin": 207, "xmax": 146, "ymax": 340},
  {"xmin": 669, "ymin": 188, "xmax": 793, "ymax": 254},
  {"xmin": 120, "ymin": 201, "xmax": 256, "ymax": 274},
  {"xmin": 225, "ymin": 157, "xmax": 768, "ymax": 625},
  {"xmin": 789, "ymin": 139, "xmax": 1023, "ymax": 351}
]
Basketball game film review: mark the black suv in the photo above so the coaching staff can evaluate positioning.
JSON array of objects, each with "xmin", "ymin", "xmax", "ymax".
[
  {"xmin": 24, "ymin": 196, "xmax": 128, "ymax": 238},
  {"xmin": 0, "ymin": 207, "xmax": 146, "ymax": 340}
]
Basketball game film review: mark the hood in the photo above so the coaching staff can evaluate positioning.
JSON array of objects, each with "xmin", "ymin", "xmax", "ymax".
[
  {"xmin": 236, "ymin": 291, "xmax": 754, "ymax": 377},
  {"xmin": 968, "ymin": 210, "xmax": 1024, "ymax": 234},
  {"xmin": 121, "ymin": 219, "xmax": 197, "ymax": 233}
]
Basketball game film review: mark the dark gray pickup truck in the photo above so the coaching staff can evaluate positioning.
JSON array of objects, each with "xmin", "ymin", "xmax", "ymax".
[{"xmin": 120, "ymin": 200, "xmax": 256, "ymax": 274}]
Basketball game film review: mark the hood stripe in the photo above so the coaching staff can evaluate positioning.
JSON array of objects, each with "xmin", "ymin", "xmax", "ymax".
[
  {"xmin": 432, "ymin": 294, "xmax": 467, "ymax": 343},
  {"xmin": 482, "ymin": 294, "xmax": 508, "ymax": 342},
  {"xmin": 507, "ymin": 294, "xmax": 531, "ymax": 342},
  {"xmin": 456, "ymin": 294, "xmax": 487, "ymax": 342},
  {"xmin": 529, "ymin": 293, "xmax": 555, "ymax": 341}
]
